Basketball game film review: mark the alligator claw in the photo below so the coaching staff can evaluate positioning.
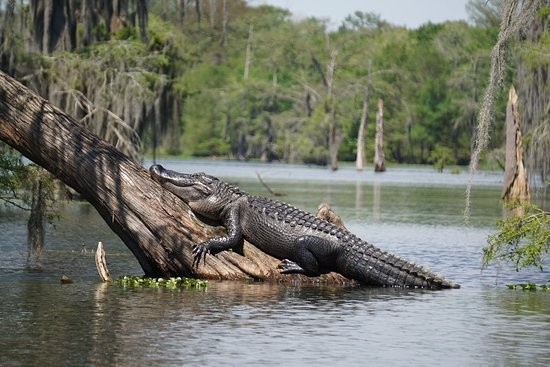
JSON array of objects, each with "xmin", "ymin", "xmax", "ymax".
[
  {"xmin": 192, "ymin": 243, "xmax": 210, "ymax": 268},
  {"xmin": 277, "ymin": 259, "xmax": 306, "ymax": 274}
]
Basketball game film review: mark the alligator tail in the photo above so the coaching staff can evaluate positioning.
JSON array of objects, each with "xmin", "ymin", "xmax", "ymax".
[{"xmin": 340, "ymin": 240, "xmax": 460, "ymax": 289}]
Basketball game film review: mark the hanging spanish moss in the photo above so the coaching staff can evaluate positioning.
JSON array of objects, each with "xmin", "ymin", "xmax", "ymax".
[
  {"xmin": 464, "ymin": 0, "xmax": 542, "ymax": 223},
  {"xmin": 0, "ymin": 0, "xmax": 180, "ymax": 161},
  {"xmin": 516, "ymin": 4, "xmax": 550, "ymax": 184},
  {"xmin": 43, "ymin": 41, "xmax": 168, "ymax": 162}
]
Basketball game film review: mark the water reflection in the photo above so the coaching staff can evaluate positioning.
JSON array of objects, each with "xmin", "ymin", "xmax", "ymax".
[
  {"xmin": 479, "ymin": 287, "xmax": 550, "ymax": 366},
  {"xmin": 3, "ymin": 280, "xmax": 548, "ymax": 366},
  {"xmin": 372, "ymin": 181, "xmax": 381, "ymax": 222},
  {"xmin": 1, "ymin": 161, "xmax": 550, "ymax": 366}
]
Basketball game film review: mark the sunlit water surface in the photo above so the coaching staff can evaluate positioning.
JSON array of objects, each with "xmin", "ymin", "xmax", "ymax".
[{"xmin": 1, "ymin": 160, "xmax": 549, "ymax": 366}]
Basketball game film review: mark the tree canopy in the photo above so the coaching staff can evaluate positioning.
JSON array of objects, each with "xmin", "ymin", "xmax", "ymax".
[{"xmin": 0, "ymin": 0, "xmax": 547, "ymax": 177}]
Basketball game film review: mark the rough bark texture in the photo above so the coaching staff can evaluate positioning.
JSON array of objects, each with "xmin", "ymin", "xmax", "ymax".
[
  {"xmin": 0, "ymin": 71, "xmax": 349, "ymax": 284},
  {"xmin": 95, "ymin": 241, "xmax": 112, "ymax": 282},
  {"xmin": 374, "ymin": 99, "xmax": 386, "ymax": 172},
  {"xmin": 502, "ymin": 85, "xmax": 529, "ymax": 201},
  {"xmin": 326, "ymin": 49, "xmax": 340, "ymax": 172},
  {"xmin": 355, "ymin": 60, "xmax": 371, "ymax": 171},
  {"xmin": 355, "ymin": 91, "xmax": 368, "ymax": 171}
]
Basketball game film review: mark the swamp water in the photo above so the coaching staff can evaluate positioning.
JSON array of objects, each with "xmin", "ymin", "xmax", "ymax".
[{"xmin": 1, "ymin": 160, "xmax": 549, "ymax": 366}]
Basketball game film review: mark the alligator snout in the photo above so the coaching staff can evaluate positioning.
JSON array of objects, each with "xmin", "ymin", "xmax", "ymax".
[
  {"xmin": 149, "ymin": 164, "xmax": 196, "ymax": 187},
  {"xmin": 149, "ymin": 164, "xmax": 166, "ymax": 183}
]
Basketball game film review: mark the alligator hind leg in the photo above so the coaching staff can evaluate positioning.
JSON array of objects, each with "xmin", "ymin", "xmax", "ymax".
[{"xmin": 277, "ymin": 235, "xmax": 335, "ymax": 276}]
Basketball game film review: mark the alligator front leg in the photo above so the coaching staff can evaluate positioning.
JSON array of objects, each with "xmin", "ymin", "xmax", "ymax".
[{"xmin": 192, "ymin": 205, "xmax": 243, "ymax": 267}]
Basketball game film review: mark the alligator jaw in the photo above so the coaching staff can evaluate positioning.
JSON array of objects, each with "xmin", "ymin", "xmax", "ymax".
[
  {"xmin": 149, "ymin": 165, "xmax": 216, "ymax": 206},
  {"xmin": 149, "ymin": 164, "xmax": 195, "ymax": 187}
]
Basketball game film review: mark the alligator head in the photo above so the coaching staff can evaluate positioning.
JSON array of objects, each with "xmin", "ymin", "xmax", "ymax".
[{"xmin": 149, "ymin": 164, "xmax": 226, "ymax": 220}]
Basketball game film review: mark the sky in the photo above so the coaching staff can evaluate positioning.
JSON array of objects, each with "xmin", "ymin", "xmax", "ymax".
[{"xmin": 251, "ymin": 0, "xmax": 471, "ymax": 29}]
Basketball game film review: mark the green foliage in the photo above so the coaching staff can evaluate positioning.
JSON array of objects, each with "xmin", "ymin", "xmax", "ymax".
[
  {"xmin": 115, "ymin": 275, "xmax": 208, "ymax": 289},
  {"xmin": 506, "ymin": 282, "xmax": 550, "ymax": 291},
  {"xmin": 339, "ymin": 11, "xmax": 388, "ymax": 31},
  {"xmin": 0, "ymin": 144, "xmax": 26, "ymax": 201},
  {"xmin": 3, "ymin": 0, "xmax": 528, "ymax": 168},
  {"xmin": 0, "ymin": 145, "xmax": 56, "ymax": 215},
  {"xmin": 483, "ymin": 201, "xmax": 550, "ymax": 271},
  {"xmin": 428, "ymin": 145, "xmax": 456, "ymax": 172},
  {"xmin": 113, "ymin": 26, "xmax": 138, "ymax": 41},
  {"xmin": 1, "ymin": 145, "xmax": 59, "ymax": 260}
]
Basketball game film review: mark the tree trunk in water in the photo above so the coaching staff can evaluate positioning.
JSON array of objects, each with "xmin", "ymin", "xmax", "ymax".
[
  {"xmin": 27, "ymin": 171, "xmax": 46, "ymax": 263},
  {"xmin": 355, "ymin": 91, "xmax": 368, "ymax": 171},
  {"xmin": 328, "ymin": 111, "xmax": 339, "ymax": 171},
  {"xmin": 0, "ymin": 71, "xmax": 348, "ymax": 283},
  {"xmin": 356, "ymin": 60, "xmax": 371, "ymax": 171},
  {"xmin": 374, "ymin": 99, "xmax": 386, "ymax": 172},
  {"xmin": 326, "ymin": 49, "xmax": 339, "ymax": 171},
  {"xmin": 502, "ymin": 85, "xmax": 529, "ymax": 201}
]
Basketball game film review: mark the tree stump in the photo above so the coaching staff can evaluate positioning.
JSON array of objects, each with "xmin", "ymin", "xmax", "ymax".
[
  {"xmin": 374, "ymin": 99, "xmax": 386, "ymax": 172},
  {"xmin": 502, "ymin": 85, "xmax": 529, "ymax": 201}
]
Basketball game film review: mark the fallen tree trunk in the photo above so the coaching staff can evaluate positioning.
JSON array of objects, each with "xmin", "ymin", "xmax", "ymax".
[{"xmin": 0, "ymin": 70, "xmax": 348, "ymax": 283}]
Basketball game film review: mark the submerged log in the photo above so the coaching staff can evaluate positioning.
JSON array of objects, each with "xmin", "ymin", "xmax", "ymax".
[{"xmin": 0, "ymin": 70, "xmax": 348, "ymax": 283}]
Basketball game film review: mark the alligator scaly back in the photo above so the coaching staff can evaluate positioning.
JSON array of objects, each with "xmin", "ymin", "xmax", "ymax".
[{"xmin": 246, "ymin": 195, "xmax": 459, "ymax": 289}]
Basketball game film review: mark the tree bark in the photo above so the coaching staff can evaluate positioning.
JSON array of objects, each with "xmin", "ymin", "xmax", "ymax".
[
  {"xmin": 137, "ymin": 0, "xmax": 148, "ymax": 42},
  {"xmin": 220, "ymin": 0, "xmax": 228, "ymax": 47},
  {"xmin": 195, "ymin": 0, "xmax": 201, "ymax": 29},
  {"xmin": 355, "ymin": 91, "xmax": 368, "ymax": 171},
  {"xmin": 374, "ymin": 99, "xmax": 386, "ymax": 172},
  {"xmin": 326, "ymin": 49, "xmax": 340, "ymax": 171},
  {"xmin": 356, "ymin": 60, "xmax": 372, "ymax": 171},
  {"xmin": 0, "ymin": 71, "xmax": 348, "ymax": 284},
  {"xmin": 243, "ymin": 24, "xmax": 253, "ymax": 80},
  {"xmin": 502, "ymin": 85, "xmax": 529, "ymax": 201}
]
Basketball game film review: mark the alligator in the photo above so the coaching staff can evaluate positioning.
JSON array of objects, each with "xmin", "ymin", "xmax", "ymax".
[{"xmin": 149, "ymin": 165, "xmax": 460, "ymax": 289}]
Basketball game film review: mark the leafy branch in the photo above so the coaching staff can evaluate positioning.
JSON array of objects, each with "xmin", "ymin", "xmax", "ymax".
[{"xmin": 483, "ymin": 200, "xmax": 550, "ymax": 270}]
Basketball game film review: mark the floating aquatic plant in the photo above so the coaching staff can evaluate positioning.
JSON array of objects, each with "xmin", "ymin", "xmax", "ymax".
[
  {"xmin": 506, "ymin": 282, "xmax": 550, "ymax": 291},
  {"xmin": 116, "ymin": 275, "xmax": 208, "ymax": 289}
]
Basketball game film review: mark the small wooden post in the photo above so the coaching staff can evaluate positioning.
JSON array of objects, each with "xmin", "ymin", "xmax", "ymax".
[
  {"xmin": 502, "ymin": 85, "xmax": 529, "ymax": 201},
  {"xmin": 95, "ymin": 242, "xmax": 112, "ymax": 282},
  {"xmin": 316, "ymin": 203, "xmax": 347, "ymax": 230}
]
